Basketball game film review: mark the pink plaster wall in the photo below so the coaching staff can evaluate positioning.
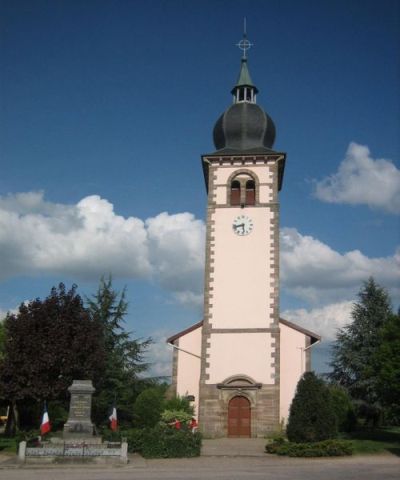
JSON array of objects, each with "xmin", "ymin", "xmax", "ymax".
[
  {"xmin": 279, "ymin": 322, "xmax": 307, "ymax": 424},
  {"xmin": 176, "ymin": 326, "xmax": 202, "ymax": 417},
  {"xmin": 206, "ymin": 332, "xmax": 274, "ymax": 384},
  {"xmin": 210, "ymin": 207, "xmax": 274, "ymax": 329}
]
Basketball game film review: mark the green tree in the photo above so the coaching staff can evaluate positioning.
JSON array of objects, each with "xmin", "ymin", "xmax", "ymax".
[
  {"xmin": 328, "ymin": 385, "xmax": 356, "ymax": 432},
  {"xmin": 0, "ymin": 321, "xmax": 5, "ymax": 360},
  {"xmin": 0, "ymin": 284, "xmax": 105, "ymax": 434},
  {"xmin": 372, "ymin": 312, "xmax": 400, "ymax": 422},
  {"xmin": 86, "ymin": 277, "xmax": 152, "ymax": 427},
  {"xmin": 287, "ymin": 372, "xmax": 337, "ymax": 443},
  {"xmin": 329, "ymin": 278, "xmax": 393, "ymax": 425}
]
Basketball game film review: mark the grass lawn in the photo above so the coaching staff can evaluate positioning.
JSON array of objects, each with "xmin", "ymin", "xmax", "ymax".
[
  {"xmin": 0, "ymin": 435, "xmax": 16, "ymax": 453},
  {"xmin": 345, "ymin": 427, "xmax": 400, "ymax": 456}
]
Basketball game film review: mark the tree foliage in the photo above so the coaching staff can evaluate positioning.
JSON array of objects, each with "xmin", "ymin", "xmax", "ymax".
[
  {"xmin": 133, "ymin": 386, "xmax": 166, "ymax": 428},
  {"xmin": 372, "ymin": 312, "xmax": 400, "ymax": 420},
  {"xmin": 86, "ymin": 277, "xmax": 152, "ymax": 426},
  {"xmin": 0, "ymin": 321, "xmax": 5, "ymax": 361},
  {"xmin": 0, "ymin": 284, "xmax": 105, "ymax": 433},
  {"xmin": 329, "ymin": 278, "xmax": 393, "ymax": 407},
  {"xmin": 287, "ymin": 372, "xmax": 337, "ymax": 443}
]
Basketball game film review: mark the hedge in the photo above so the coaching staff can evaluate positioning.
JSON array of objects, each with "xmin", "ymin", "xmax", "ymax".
[
  {"xmin": 140, "ymin": 425, "xmax": 202, "ymax": 458},
  {"xmin": 265, "ymin": 439, "xmax": 353, "ymax": 457}
]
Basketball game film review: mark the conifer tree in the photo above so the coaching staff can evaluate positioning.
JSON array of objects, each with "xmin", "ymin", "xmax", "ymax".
[
  {"xmin": 287, "ymin": 372, "xmax": 337, "ymax": 443},
  {"xmin": 86, "ymin": 276, "xmax": 152, "ymax": 426},
  {"xmin": 330, "ymin": 277, "xmax": 392, "ymax": 405}
]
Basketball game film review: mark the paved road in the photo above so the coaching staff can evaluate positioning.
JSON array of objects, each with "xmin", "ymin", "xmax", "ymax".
[{"xmin": 1, "ymin": 455, "xmax": 399, "ymax": 480}]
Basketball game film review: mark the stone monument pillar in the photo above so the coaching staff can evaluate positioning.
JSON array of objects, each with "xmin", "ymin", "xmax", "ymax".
[{"xmin": 63, "ymin": 380, "xmax": 96, "ymax": 439}]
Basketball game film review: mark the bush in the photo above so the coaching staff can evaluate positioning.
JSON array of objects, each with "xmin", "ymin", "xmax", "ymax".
[
  {"xmin": 163, "ymin": 395, "xmax": 194, "ymax": 415},
  {"xmin": 328, "ymin": 385, "xmax": 357, "ymax": 432},
  {"xmin": 133, "ymin": 387, "xmax": 165, "ymax": 428},
  {"xmin": 160, "ymin": 409, "xmax": 193, "ymax": 425},
  {"xmin": 287, "ymin": 372, "xmax": 337, "ymax": 443},
  {"xmin": 100, "ymin": 427, "xmax": 144, "ymax": 453},
  {"xmin": 265, "ymin": 439, "xmax": 353, "ymax": 457},
  {"xmin": 140, "ymin": 424, "xmax": 202, "ymax": 458},
  {"xmin": 123, "ymin": 428, "xmax": 144, "ymax": 453}
]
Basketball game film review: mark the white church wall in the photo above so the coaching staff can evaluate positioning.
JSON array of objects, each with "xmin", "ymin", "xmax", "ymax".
[
  {"xmin": 175, "ymin": 326, "xmax": 202, "ymax": 418},
  {"xmin": 206, "ymin": 332, "xmax": 274, "ymax": 384},
  {"xmin": 279, "ymin": 322, "xmax": 307, "ymax": 424}
]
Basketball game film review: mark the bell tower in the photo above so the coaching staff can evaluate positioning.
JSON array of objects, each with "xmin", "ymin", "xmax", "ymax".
[{"xmin": 198, "ymin": 33, "xmax": 286, "ymax": 437}]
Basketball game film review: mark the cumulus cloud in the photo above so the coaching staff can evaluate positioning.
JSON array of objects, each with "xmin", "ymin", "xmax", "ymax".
[
  {"xmin": 0, "ymin": 191, "xmax": 398, "ymax": 311},
  {"xmin": 0, "ymin": 191, "xmax": 204, "ymax": 306},
  {"xmin": 282, "ymin": 301, "xmax": 353, "ymax": 341},
  {"xmin": 145, "ymin": 330, "xmax": 173, "ymax": 378},
  {"xmin": 314, "ymin": 142, "xmax": 400, "ymax": 214},
  {"xmin": 280, "ymin": 227, "xmax": 400, "ymax": 305}
]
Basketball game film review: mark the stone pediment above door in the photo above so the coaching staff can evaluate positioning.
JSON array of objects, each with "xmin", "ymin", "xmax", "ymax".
[{"xmin": 217, "ymin": 375, "xmax": 262, "ymax": 390}]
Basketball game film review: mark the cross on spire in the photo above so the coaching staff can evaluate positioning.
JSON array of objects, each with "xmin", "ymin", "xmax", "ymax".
[{"xmin": 236, "ymin": 17, "xmax": 253, "ymax": 59}]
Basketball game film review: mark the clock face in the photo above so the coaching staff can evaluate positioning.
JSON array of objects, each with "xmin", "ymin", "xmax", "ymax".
[{"xmin": 232, "ymin": 215, "xmax": 253, "ymax": 236}]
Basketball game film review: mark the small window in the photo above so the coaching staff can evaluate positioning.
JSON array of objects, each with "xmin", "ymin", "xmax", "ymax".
[
  {"xmin": 245, "ymin": 180, "xmax": 255, "ymax": 206},
  {"xmin": 230, "ymin": 180, "xmax": 241, "ymax": 206}
]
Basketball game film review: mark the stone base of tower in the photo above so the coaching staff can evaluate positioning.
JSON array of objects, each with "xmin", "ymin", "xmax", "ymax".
[{"xmin": 198, "ymin": 382, "xmax": 280, "ymax": 438}]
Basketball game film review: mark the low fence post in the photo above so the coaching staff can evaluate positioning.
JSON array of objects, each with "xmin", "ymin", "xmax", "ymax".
[
  {"xmin": 18, "ymin": 441, "xmax": 26, "ymax": 462},
  {"xmin": 120, "ymin": 441, "xmax": 128, "ymax": 463}
]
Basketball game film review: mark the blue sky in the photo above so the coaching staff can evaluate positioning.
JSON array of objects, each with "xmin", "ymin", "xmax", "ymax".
[{"xmin": 1, "ymin": 0, "xmax": 399, "ymax": 375}]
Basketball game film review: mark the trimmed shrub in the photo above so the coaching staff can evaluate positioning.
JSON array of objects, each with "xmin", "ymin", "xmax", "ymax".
[
  {"xmin": 100, "ymin": 427, "xmax": 144, "ymax": 453},
  {"xmin": 140, "ymin": 424, "xmax": 202, "ymax": 458},
  {"xmin": 287, "ymin": 372, "xmax": 337, "ymax": 443},
  {"xmin": 133, "ymin": 388, "xmax": 165, "ymax": 428},
  {"xmin": 265, "ymin": 439, "xmax": 353, "ymax": 457}
]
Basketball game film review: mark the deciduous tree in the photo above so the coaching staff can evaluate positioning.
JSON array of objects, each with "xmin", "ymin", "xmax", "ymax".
[{"xmin": 0, "ymin": 283, "xmax": 105, "ymax": 434}]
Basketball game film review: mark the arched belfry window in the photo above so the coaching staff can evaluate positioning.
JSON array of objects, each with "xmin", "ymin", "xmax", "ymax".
[
  {"xmin": 230, "ymin": 180, "xmax": 241, "ymax": 206},
  {"xmin": 245, "ymin": 180, "xmax": 255, "ymax": 206},
  {"xmin": 228, "ymin": 172, "xmax": 258, "ymax": 207}
]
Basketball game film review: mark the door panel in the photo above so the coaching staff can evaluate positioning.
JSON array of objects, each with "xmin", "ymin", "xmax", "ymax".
[{"xmin": 228, "ymin": 396, "xmax": 251, "ymax": 437}]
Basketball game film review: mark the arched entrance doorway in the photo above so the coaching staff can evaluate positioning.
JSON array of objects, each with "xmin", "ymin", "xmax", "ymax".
[{"xmin": 228, "ymin": 396, "xmax": 251, "ymax": 437}]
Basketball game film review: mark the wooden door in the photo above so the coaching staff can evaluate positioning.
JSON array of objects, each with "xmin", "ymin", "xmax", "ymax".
[{"xmin": 228, "ymin": 396, "xmax": 251, "ymax": 437}]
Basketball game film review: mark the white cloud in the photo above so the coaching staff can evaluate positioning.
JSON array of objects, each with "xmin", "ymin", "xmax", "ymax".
[
  {"xmin": 280, "ymin": 227, "xmax": 400, "ymax": 305},
  {"xmin": 0, "ymin": 192, "xmax": 204, "ymax": 307},
  {"xmin": 282, "ymin": 301, "xmax": 353, "ymax": 341},
  {"xmin": 314, "ymin": 142, "xmax": 400, "ymax": 214},
  {"xmin": 146, "ymin": 212, "xmax": 205, "ymax": 299},
  {"xmin": 145, "ymin": 330, "xmax": 173, "ymax": 378},
  {"xmin": 1, "ymin": 191, "xmax": 398, "ymax": 312}
]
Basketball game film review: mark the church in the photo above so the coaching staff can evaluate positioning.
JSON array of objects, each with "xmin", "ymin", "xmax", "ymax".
[{"xmin": 167, "ymin": 39, "xmax": 320, "ymax": 438}]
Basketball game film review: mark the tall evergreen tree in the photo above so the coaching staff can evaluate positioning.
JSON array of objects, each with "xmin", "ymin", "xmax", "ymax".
[
  {"xmin": 330, "ymin": 277, "xmax": 392, "ymax": 406},
  {"xmin": 0, "ymin": 321, "xmax": 5, "ymax": 361},
  {"xmin": 372, "ymin": 312, "xmax": 400, "ymax": 419},
  {"xmin": 86, "ymin": 277, "xmax": 152, "ymax": 426}
]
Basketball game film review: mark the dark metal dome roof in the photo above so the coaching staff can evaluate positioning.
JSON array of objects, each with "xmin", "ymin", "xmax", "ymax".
[{"xmin": 213, "ymin": 102, "xmax": 276, "ymax": 153}]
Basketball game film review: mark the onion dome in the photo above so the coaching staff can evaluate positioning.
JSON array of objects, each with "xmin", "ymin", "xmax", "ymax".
[{"xmin": 212, "ymin": 57, "xmax": 276, "ymax": 153}]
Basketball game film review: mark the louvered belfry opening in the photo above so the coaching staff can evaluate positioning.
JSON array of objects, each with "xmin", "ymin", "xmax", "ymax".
[
  {"xmin": 245, "ymin": 179, "xmax": 255, "ymax": 205},
  {"xmin": 230, "ymin": 180, "xmax": 241, "ymax": 205}
]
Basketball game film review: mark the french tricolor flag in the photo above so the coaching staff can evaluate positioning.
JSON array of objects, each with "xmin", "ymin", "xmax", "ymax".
[
  {"xmin": 40, "ymin": 403, "xmax": 51, "ymax": 436},
  {"xmin": 109, "ymin": 404, "xmax": 118, "ymax": 431}
]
